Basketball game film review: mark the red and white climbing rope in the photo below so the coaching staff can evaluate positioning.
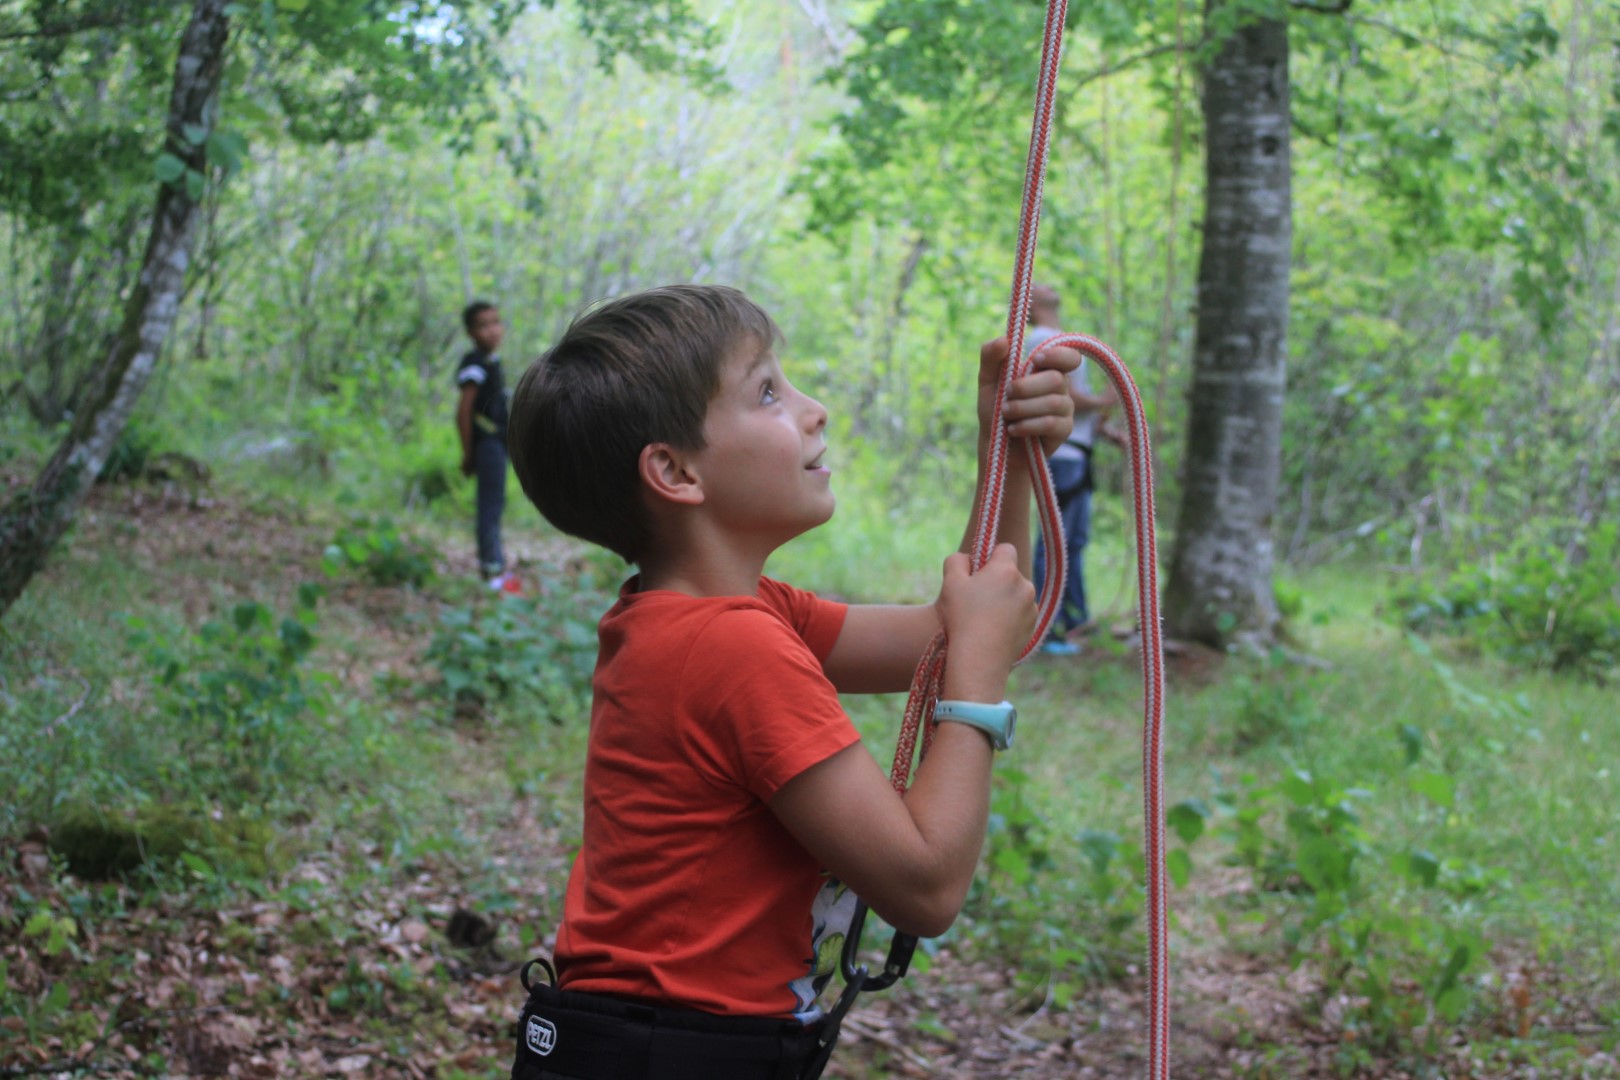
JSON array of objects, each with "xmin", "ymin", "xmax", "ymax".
[{"xmin": 885, "ymin": 1, "xmax": 1170, "ymax": 1075}]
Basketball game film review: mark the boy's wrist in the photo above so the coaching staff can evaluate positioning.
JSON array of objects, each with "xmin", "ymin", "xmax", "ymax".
[{"xmin": 941, "ymin": 655, "xmax": 1010, "ymax": 703}]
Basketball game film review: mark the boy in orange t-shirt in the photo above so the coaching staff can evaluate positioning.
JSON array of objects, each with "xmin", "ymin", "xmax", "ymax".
[{"xmin": 504, "ymin": 285, "xmax": 1078, "ymax": 1080}]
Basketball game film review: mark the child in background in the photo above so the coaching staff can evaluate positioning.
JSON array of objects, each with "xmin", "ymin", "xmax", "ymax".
[
  {"xmin": 504, "ymin": 285, "xmax": 1078, "ymax": 1079},
  {"xmin": 456, "ymin": 300, "xmax": 512, "ymax": 587}
]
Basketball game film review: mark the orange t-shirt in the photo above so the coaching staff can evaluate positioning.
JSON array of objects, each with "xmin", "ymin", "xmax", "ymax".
[{"xmin": 554, "ymin": 577, "xmax": 862, "ymax": 1021}]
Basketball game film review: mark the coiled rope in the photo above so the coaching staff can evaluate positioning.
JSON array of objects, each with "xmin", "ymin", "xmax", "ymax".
[{"xmin": 884, "ymin": 1, "xmax": 1170, "ymax": 1074}]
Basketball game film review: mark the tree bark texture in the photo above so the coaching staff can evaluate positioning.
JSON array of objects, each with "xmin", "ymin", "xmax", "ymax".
[
  {"xmin": 0, "ymin": 0, "xmax": 229, "ymax": 618},
  {"xmin": 1162, "ymin": 5, "xmax": 1290, "ymax": 647}
]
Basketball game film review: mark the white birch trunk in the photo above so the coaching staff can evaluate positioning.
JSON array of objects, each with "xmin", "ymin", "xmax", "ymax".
[{"xmin": 0, "ymin": 0, "xmax": 230, "ymax": 616}]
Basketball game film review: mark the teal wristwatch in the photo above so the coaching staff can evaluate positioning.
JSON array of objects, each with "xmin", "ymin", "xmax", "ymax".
[{"xmin": 933, "ymin": 699, "xmax": 1017, "ymax": 751}]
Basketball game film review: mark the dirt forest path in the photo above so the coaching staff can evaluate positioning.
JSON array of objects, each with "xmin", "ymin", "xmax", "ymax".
[{"xmin": 4, "ymin": 482, "xmax": 1606, "ymax": 1079}]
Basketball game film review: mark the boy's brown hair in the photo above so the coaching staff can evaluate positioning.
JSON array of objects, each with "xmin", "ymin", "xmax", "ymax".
[{"xmin": 507, "ymin": 285, "xmax": 781, "ymax": 563}]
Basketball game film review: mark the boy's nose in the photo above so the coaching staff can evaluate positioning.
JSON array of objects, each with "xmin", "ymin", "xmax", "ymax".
[{"xmin": 800, "ymin": 393, "xmax": 828, "ymax": 433}]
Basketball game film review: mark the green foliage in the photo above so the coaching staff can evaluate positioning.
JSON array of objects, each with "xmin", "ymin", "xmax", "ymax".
[
  {"xmin": 96, "ymin": 422, "xmax": 156, "ymax": 484},
  {"xmin": 424, "ymin": 564, "xmax": 609, "ymax": 723},
  {"xmin": 1226, "ymin": 653, "xmax": 1326, "ymax": 753},
  {"xmin": 970, "ymin": 767, "xmax": 1144, "ymax": 1001},
  {"xmin": 324, "ymin": 955, "xmax": 419, "ymax": 1015},
  {"xmin": 1214, "ymin": 763, "xmax": 1498, "ymax": 1051},
  {"xmin": 323, "ymin": 515, "xmax": 436, "ymax": 588},
  {"xmin": 1394, "ymin": 524, "xmax": 1620, "ymax": 680},
  {"xmin": 125, "ymin": 585, "xmax": 332, "ymax": 806}
]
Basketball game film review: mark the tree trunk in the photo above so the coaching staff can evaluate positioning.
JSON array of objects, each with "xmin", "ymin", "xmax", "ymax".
[
  {"xmin": 0, "ymin": 0, "xmax": 230, "ymax": 618},
  {"xmin": 22, "ymin": 230, "xmax": 84, "ymax": 424},
  {"xmin": 1162, "ymin": 4, "xmax": 1290, "ymax": 648}
]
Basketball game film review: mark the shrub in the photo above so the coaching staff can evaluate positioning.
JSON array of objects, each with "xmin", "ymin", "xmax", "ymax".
[
  {"xmin": 1394, "ymin": 524, "xmax": 1620, "ymax": 681},
  {"xmin": 96, "ymin": 423, "xmax": 157, "ymax": 483},
  {"xmin": 1215, "ymin": 764, "xmax": 1498, "ymax": 1053},
  {"xmin": 969, "ymin": 767, "xmax": 1145, "ymax": 1002},
  {"xmin": 126, "ymin": 585, "xmax": 332, "ymax": 807},
  {"xmin": 323, "ymin": 515, "xmax": 436, "ymax": 588},
  {"xmin": 424, "ymin": 567, "xmax": 608, "ymax": 724}
]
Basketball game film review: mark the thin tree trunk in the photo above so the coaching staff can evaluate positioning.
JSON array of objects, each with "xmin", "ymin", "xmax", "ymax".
[
  {"xmin": 0, "ymin": 0, "xmax": 230, "ymax": 618},
  {"xmin": 1162, "ymin": 3, "xmax": 1290, "ymax": 648},
  {"xmin": 23, "ymin": 230, "xmax": 83, "ymax": 423}
]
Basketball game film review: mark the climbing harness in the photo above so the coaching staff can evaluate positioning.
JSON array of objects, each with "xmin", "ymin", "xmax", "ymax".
[{"xmin": 835, "ymin": 0, "xmax": 1171, "ymax": 1077}]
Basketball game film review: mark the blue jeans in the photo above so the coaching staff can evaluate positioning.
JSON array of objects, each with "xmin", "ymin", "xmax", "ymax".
[
  {"xmin": 1033, "ymin": 455, "xmax": 1091, "ymax": 635},
  {"xmin": 475, "ymin": 436, "xmax": 507, "ymax": 577}
]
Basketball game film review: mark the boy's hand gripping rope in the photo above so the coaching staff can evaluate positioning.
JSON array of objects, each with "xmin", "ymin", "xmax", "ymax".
[{"xmin": 846, "ymin": 2, "xmax": 1172, "ymax": 1076}]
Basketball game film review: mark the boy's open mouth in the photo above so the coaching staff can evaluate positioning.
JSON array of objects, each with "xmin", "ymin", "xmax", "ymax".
[{"xmin": 805, "ymin": 450, "xmax": 828, "ymax": 471}]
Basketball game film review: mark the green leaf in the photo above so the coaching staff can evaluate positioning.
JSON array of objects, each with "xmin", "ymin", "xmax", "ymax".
[
  {"xmin": 279, "ymin": 618, "xmax": 313, "ymax": 653},
  {"xmin": 1280, "ymin": 770, "xmax": 1316, "ymax": 807},
  {"xmin": 1397, "ymin": 723, "xmax": 1424, "ymax": 765},
  {"xmin": 233, "ymin": 603, "xmax": 264, "ymax": 632},
  {"xmin": 185, "ymin": 169, "xmax": 206, "ymax": 200},
  {"xmin": 1166, "ymin": 848, "xmax": 1192, "ymax": 888},
  {"xmin": 180, "ymin": 851, "xmax": 213, "ymax": 878},
  {"xmin": 278, "ymin": 0, "xmax": 310, "ymax": 10},
  {"xmin": 1409, "ymin": 770, "xmax": 1456, "ymax": 808},
  {"xmin": 182, "ymin": 123, "xmax": 209, "ymax": 146},
  {"xmin": 154, "ymin": 153, "xmax": 186, "ymax": 182},
  {"xmin": 1397, "ymin": 848, "xmax": 1441, "ymax": 887},
  {"xmin": 23, "ymin": 912, "xmax": 53, "ymax": 937},
  {"xmin": 206, "ymin": 131, "xmax": 247, "ymax": 173},
  {"xmin": 1166, "ymin": 799, "xmax": 1210, "ymax": 844},
  {"xmin": 43, "ymin": 980, "xmax": 70, "ymax": 1015},
  {"xmin": 1435, "ymin": 985, "xmax": 1468, "ymax": 1021}
]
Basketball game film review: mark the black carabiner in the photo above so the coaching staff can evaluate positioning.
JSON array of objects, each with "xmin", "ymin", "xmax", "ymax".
[{"xmin": 839, "ymin": 900, "xmax": 917, "ymax": 993}]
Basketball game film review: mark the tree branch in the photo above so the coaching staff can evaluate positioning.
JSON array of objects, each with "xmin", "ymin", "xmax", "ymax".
[
  {"xmin": 1345, "ymin": 14, "xmax": 1495, "ymax": 68},
  {"xmin": 1070, "ymin": 42, "xmax": 1183, "ymax": 92},
  {"xmin": 1289, "ymin": 0, "xmax": 1353, "ymax": 13}
]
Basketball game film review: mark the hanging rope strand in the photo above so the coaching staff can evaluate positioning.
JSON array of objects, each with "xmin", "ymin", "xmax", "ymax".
[{"xmin": 883, "ymin": 0, "xmax": 1170, "ymax": 1075}]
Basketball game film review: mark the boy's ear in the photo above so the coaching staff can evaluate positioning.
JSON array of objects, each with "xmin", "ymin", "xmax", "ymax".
[{"xmin": 638, "ymin": 443, "xmax": 705, "ymax": 507}]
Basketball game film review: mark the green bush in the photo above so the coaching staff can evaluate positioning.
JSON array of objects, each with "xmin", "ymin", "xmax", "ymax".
[
  {"xmin": 1394, "ymin": 524, "xmax": 1620, "ymax": 680},
  {"xmin": 323, "ymin": 515, "xmax": 436, "ymax": 588},
  {"xmin": 97, "ymin": 423, "xmax": 157, "ymax": 483},
  {"xmin": 425, "ymin": 567, "xmax": 608, "ymax": 723},
  {"xmin": 1214, "ymin": 763, "xmax": 1498, "ymax": 1054},
  {"xmin": 127, "ymin": 585, "xmax": 332, "ymax": 807},
  {"xmin": 968, "ymin": 767, "xmax": 1145, "ymax": 1002}
]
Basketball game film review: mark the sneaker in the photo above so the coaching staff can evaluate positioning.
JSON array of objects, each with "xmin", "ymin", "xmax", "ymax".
[
  {"xmin": 488, "ymin": 573, "xmax": 522, "ymax": 595},
  {"xmin": 1038, "ymin": 638, "xmax": 1081, "ymax": 656}
]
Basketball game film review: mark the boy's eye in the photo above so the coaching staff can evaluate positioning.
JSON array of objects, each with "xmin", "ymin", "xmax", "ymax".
[{"xmin": 761, "ymin": 380, "xmax": 779, "ymax": 405}]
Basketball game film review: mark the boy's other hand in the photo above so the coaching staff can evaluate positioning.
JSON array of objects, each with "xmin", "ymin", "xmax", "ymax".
[
  {"xmin": 937, "ymin": 545, "xmax": 1036, "ymax": 701},
  {"xmin": 977, "ymin": 337, "xmax": 1079, "ymax": 458},
  {"xmin": 460, "ymin": 452, "xmax": 475, "ymax": 477}
]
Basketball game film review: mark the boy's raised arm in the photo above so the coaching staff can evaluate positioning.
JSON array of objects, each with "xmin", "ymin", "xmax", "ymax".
[
  {"xmin": 821, "ymin": 338, "xmax": 1077, "ymax": 695},
  {"xmin": 773, "ymin": 544, "xmax": 1035, "ymax": 938}
]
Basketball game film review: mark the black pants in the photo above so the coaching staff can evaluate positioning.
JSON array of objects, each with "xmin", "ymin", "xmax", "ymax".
[
  {"xmin": 512, "ymin": 984, "xmax": 821, "ymax": 1080},
  {"xmin": 475, "ymin": 435, "xmax": 507, "ymax": 577}
]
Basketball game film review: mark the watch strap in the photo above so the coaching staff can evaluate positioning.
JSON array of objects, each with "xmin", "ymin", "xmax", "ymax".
[{"xmin": 933, "ymin": 699, "xmax": 1016, "ymax": 751}]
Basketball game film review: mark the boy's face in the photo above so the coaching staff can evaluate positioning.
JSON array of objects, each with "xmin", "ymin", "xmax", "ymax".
[
  {"xmin": 687, "ymin": 338, "xmax": 834, "ymax": 547},
  {"xmin": 469, "ymin": 308, "xmax": 504, "ymax": 352}
]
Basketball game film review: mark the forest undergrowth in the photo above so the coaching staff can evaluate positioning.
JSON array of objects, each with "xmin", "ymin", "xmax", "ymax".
[{"xmin": 1, "ymin": 455, "xmax": 1617, "ymax": 1079}]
